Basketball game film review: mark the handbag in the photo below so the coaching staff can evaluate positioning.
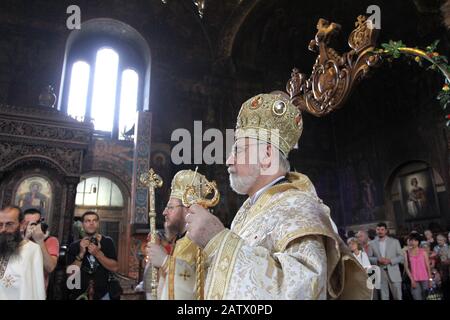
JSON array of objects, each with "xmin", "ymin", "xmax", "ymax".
[{"xmin": 107, "ymin": 273, "xmax": 123, "ymax": 300}]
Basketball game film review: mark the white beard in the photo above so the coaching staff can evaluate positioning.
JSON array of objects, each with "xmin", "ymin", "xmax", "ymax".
[{"xmin": 229, "ymin": 165, "xmax": 260, "ymax": 195}]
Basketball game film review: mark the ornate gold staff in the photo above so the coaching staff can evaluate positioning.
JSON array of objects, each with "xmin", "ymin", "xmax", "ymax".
[
  {"xmin": 181, "ymin": 167, "xmax": 220, "ymax": 300},
  {"xmin": 182, "ymin": 167, "xmax": 220, "ymax": 208},
  {"xmin": 140, "ymin": 168, "xmax": 163, "ymax": 300}
]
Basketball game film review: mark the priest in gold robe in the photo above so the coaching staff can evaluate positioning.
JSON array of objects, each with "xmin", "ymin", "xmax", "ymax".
[
  {"xmin": 146, "ymin": 170, "xmax": 212, "ymax": 300},
  {"xmin": 186, "ymin": 93, "xmax": 372, "ymax": 300}
]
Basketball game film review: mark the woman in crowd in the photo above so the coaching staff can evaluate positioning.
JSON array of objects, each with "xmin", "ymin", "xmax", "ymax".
[
  {"xmin": 347, "ymin": 237, "xmax": 371, "ymax": 270},
  {"xmin": 404, "ymin": 232, "xmax": 432, "ymax": 300}
]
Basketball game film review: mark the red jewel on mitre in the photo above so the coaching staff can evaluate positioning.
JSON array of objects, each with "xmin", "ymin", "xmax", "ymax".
[{"xmin": 250, "ymin": 96, "xmax": 262, "ymax": 109}]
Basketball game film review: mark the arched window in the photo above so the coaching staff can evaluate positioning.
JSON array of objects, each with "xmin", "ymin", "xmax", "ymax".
[
  {"xmin": 75, "ymin": 176, "xmax": 124, "ymax": 207},
  {"xmin": 119, "ymin": 69, "xmax": 139, "ymax": 137},
  {"xmin": 59, "ymin": 19, "xmax": 151, "ymax": 139}
]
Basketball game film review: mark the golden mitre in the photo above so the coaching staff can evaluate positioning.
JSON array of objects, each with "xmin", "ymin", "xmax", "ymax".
[
  {"xmin": 169, "ymin": 169, "xmax": 211, "ymax": 202},
  {"xmin": 235, "ymin": 92, "xmax": 303, "ymax": 157}
]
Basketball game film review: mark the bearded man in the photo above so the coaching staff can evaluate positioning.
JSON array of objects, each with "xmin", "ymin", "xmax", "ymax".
[
  {"xmin": 146, "ymin": 170, "xmax": 213, "ymax": 300},
  {"xmin": 0, "ymin": 206, "xmax": 46, "ymax": 300}
]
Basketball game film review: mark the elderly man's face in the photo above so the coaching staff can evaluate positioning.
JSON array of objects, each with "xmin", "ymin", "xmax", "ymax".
[
  {"xmin": 0, "ymin": 208, "xmax": 23, "ymax": 259},
  {"xmin": 226, "ymin": 138, "xmax": 265, "ymax": 195},
  {"xmin": 437, "ymin": 235, "xmax": 447, "ymax": 246}
]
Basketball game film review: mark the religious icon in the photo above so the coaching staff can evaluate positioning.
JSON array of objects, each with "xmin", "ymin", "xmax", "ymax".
[
  {"xmin": 399, "ymin": 168, "xmax": 439, "ymax": 220},
  {"xmin": 14, "ymin": 176, "xmax": 52, "ymax": 221},
  {"xmin": 406, "ymin": 177, "xmax": 427, "ymax": 217}
]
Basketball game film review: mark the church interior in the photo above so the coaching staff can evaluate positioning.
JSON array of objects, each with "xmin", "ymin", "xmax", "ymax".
[{"xmin": 0, "ymin": 0, "xmax": 449, "ymax": 299}]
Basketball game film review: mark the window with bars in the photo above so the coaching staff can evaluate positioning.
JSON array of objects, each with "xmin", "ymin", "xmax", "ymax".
[{"xmin": 75, "ymin": 176, "xmax": 124, "ymax": 207}]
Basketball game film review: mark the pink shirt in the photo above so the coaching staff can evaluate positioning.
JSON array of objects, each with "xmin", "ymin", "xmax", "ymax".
[
  {"xmin": 44, "ymin": 236, "xmax": 60, "ymax": 289},
  {"xmin": 408, "ymin": 248, "xmax": 428, "ymax": 281}
]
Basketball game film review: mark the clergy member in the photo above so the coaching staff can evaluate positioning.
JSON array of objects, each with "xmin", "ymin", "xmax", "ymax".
[
  {"xmin": 0, "ymin": 206, "xmax": 46, "ymax": 300},
  {"xmin": 186, "ymin": 93, "xmax": 372, "ymax": 299},
  {"xmin": 146, "ymin": 170, "xmax": 213, "ymax": 300}
]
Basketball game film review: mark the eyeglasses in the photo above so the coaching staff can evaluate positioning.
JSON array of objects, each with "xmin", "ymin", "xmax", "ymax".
[{"xmin": 165, "ymin": 205, "xmax": 183, "ymax": 211}]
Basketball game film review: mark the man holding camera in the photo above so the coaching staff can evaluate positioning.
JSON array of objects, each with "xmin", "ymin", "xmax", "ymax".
[
  {"xmin": 67, "ymin": 211, "xmax": 119, "ymax": 300},
  {"xmin": 23, "ymin": 208, "xmax": 60, "ymax": 291}
]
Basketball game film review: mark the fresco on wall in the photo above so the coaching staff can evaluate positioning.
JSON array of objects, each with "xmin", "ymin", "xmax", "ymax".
[
  {"xmin": 15, "ymin": 176, "xmax": 52, "ymax": 222},
  {"xmin": 339, "ymin": 145, "xmax": 385, "ymax": 225},
  {"xmin": 399, "ymin": 168, "xmax": 440, "ymax": 221},
  {"xmin": 90, "ymin": 139, "xmax": 134, "ymax": 186}
]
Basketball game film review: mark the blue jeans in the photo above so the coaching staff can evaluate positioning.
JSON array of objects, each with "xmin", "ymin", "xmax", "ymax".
[{"xmin": 410, "ymin": 281, "xmax": 428, "ymax": 300}]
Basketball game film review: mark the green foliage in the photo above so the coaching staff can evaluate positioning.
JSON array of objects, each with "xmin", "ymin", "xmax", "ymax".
[
  {"xmin": 381, "ymin": 40, "xmax": 406, "ymax": 59},
  {"xmin": 379, "ymin": 40, "xmax": 450, "ymax": 126}
]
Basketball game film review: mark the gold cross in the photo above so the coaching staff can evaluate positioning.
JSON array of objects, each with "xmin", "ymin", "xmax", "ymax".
[{"xmin": 179, "ymin": 270, "xmax": 191, "ymax": 281}]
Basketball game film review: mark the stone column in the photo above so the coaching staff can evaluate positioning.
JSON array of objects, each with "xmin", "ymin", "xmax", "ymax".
[{"xmin": 60, "ymin": 177, "xmax": 79, "ymax": 244}]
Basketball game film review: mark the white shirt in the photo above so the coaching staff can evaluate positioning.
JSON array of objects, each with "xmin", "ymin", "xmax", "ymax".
[
  {"xmin": 0, "ymin": 240, "xmax": 46, "ymax": 300},
  {"xmin": 353, "ymin": 250, "xmax": 372, "ymax": 269},
  {"xmin": 379, "ymin": 237, "xmax": 387, "ymax": 257}
]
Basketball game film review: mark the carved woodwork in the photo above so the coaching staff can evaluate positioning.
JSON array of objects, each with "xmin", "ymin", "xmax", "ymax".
[{"xmin": 286, "ymin": 15, "xmax": 381, "ymax": 117}]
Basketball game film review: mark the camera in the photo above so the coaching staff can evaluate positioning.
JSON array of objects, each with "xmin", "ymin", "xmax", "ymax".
[
  {"xmin": 89, "ymin": 236, "xmax": 98, "ymax": 246},
  {"xmin": 29, "ymin": 221, "xmax": 49, "ymax": 234}
]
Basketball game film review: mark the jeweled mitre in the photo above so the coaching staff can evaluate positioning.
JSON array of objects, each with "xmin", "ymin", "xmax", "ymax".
[{"xmin": 235, "ymin": 93, "xmax": 303, "ymax": 157}]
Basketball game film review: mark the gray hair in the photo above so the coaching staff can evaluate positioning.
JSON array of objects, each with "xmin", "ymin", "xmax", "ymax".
[
  {"xmin": 347, "ymin": 237, "xmax": 362, "ymax": 251},
  {"xmin": 278, "ymin": 153, "xmax": 291, "ymax": 173}
]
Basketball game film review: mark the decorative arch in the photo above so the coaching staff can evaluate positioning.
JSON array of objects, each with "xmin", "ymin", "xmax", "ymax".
[
  {"xmin": 1, "ymin": 155, "xmax": 70, "ymax": 177},
  {"xmin": 385, "ymin": 160, "xmax": 447, "ymax": 231},
  {"xmin": 0, "ymin": 159, "xmax": 66, "ymax": 237},
  {"xmin": 215, "ymin": 0, "xmax": 262, "ymax": 63}
]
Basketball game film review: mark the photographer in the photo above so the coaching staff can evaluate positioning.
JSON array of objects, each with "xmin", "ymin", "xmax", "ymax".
[
  {"xmin": 67, "ymin": 211, "xmax": 119, "ymax": 300},
  {"xmin": 23, "ymin": 208, "xmax": 60, "ymax": 292}
]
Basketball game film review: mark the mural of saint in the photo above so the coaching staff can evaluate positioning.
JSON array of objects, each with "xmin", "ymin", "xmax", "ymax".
[
  {"xmin": 357, "ymin": 175, "xmax": 378, "ymax": 222},
  {"xmin": 15, "ymin": 177, "xmax": 52, "ymax": 220},
  {"xmin": 361, "ymin": 177, "xmax": 376, "ymax": 210},
  {"xmin": 406, "ymin": 177, "xmax": 427, "ymax": 217},
  {"xmin": 399, "ymin": 168, "xmax": 440, "ymax": 221}
]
